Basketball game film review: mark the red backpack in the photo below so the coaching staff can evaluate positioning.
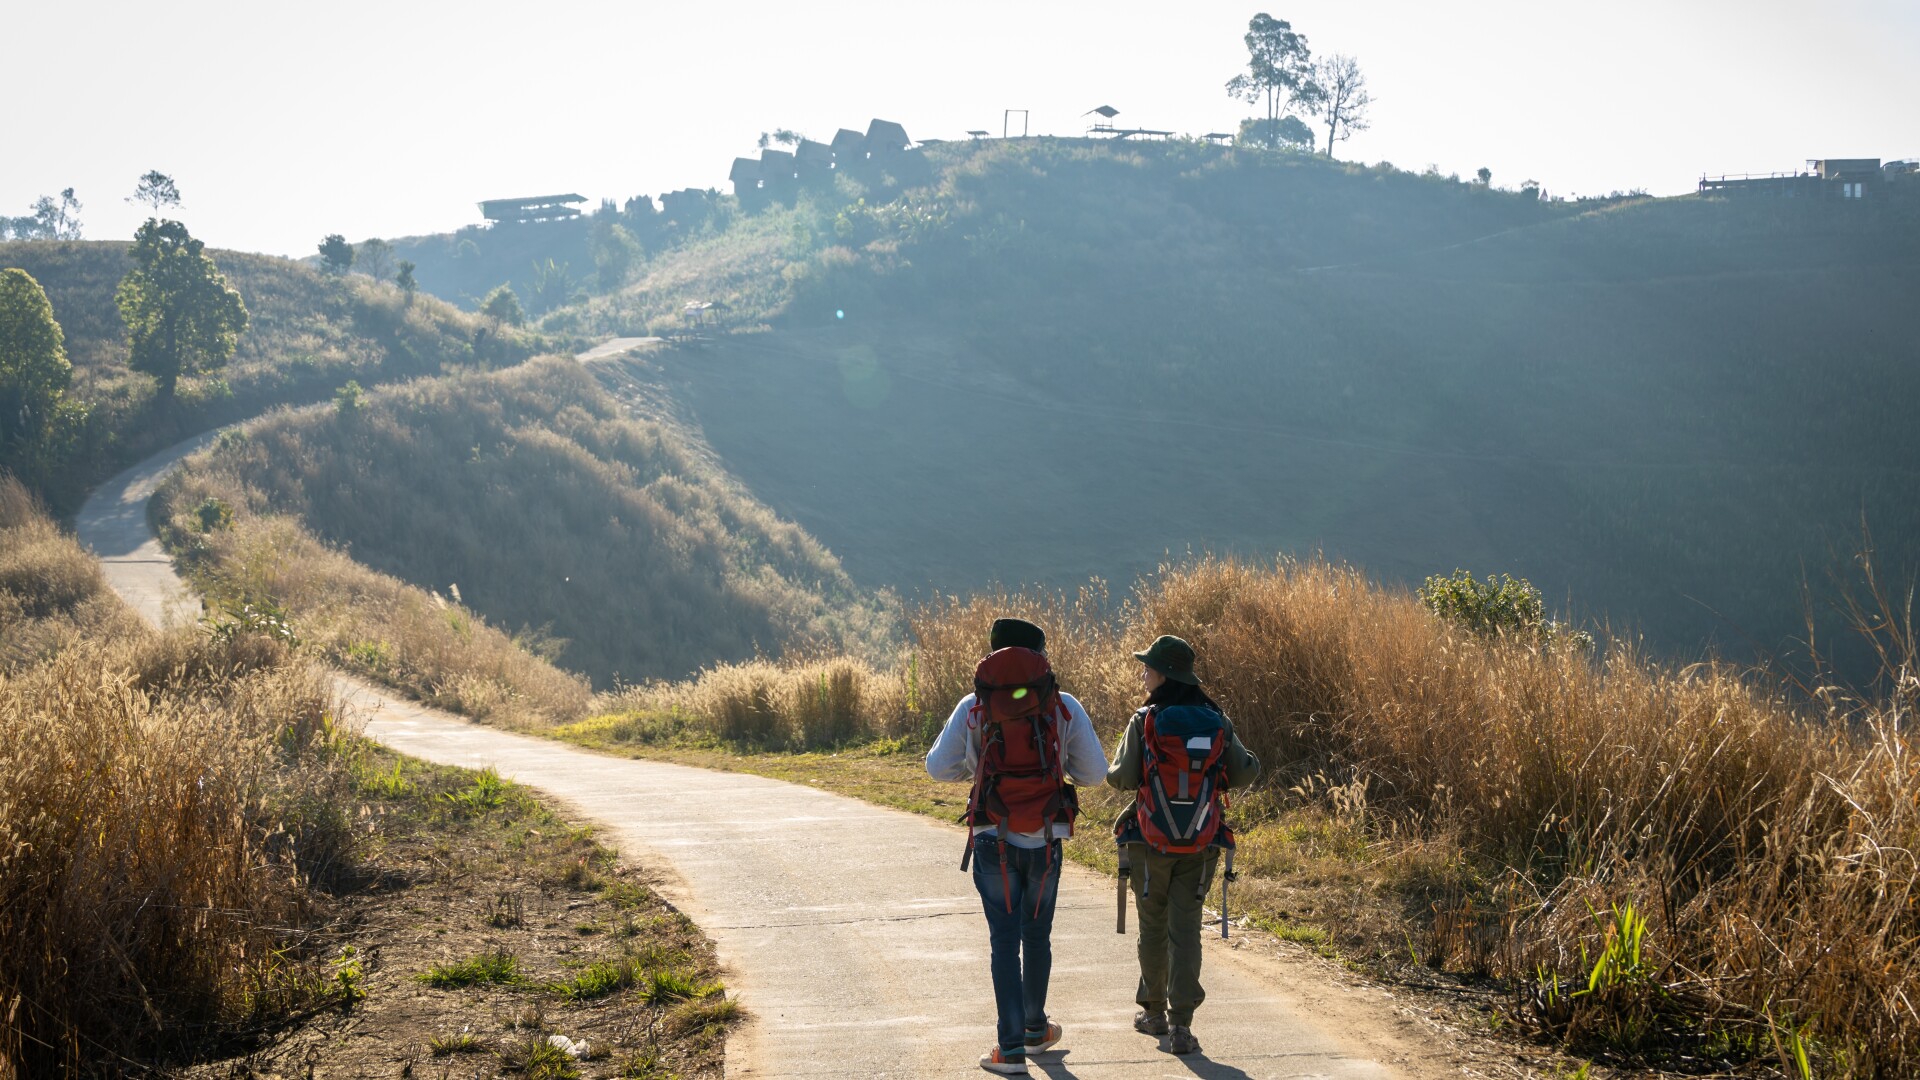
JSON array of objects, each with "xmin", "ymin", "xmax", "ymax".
[
  {"xmin": 1129, "ymin": 704, "xmax": 1233, "ymax": 855},
  {"xmin": 960, "ymin": 647, "xmax": 1079, "ymax": 910}
]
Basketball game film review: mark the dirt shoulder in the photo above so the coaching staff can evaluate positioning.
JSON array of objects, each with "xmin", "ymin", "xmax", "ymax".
[{"xmin": 183, "ymin": 742, "xmax": 738, "ymax": 1080}]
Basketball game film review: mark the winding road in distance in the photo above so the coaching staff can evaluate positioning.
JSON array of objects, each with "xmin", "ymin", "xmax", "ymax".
[{"xmin": 76, "ymin": 339, "xmax": 1456, "ymax": 1079}]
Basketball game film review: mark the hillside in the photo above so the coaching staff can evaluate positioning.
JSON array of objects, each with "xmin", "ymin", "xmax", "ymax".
[
  {"xmin": 0, "ymin": 240, "xmax": 534, "ymax": 509},
  {"xmin": 161, "ymin": 356, "xmax": 894, "ymax": 687},
  {"xmin": 563, "ymin": 140, "xmax": 1920, "ymax": 666}
]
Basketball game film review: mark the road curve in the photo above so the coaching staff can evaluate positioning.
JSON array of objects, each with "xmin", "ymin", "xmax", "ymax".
[{"xmin": 75, "ymin": 346, "xmax": 1447, "ymax": 1079}]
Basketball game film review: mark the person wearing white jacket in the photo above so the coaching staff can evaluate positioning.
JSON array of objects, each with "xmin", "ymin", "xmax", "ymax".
[{"xmin": 925, "ymin": 617, "xmax": 1107, "ymax": 1076}]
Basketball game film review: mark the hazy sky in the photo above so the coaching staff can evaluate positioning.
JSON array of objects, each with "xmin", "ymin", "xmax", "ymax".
[{"xmin": 8, "ymin": 1, "xmax": 1916, "ymax": 257}]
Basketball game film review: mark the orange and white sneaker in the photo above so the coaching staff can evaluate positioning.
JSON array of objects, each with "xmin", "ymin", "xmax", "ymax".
[
  {"xmin": 979, "ymin": 1046, "xmax": 1029, "ymax": 1075},
  {"xmin": 1024, "ymin": 1021, "xmax": 1064, "ymax": 1055}
]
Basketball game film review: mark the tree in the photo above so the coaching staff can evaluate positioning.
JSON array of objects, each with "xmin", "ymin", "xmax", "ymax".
[
  {"xmin": 1, "ymin": 216, "xmax": 45, "ymax": 241},
  {"xmin": 395, "ymin": 260, "xmax": 418, "ymax": 304},
  {"xmin": 128, "ymin": 171, "xmax": 182, "ymax": 212},
  {"xmin": 29, "ymin": 189, "xmax": 83, "ymax": 240},
  {"xmin": 0, "ymin": 268, "xmax": 75, "ymax": 454},
  {"xmin": 1225, "ymin": 14, "xmax": 1321, "ymax": 148},
  {"xmin": 479, "ymin": 284, "xmax": 524, "ymax": 327},
  {"xmin": 1237, "ymin": 115, "xmax": 1315, "ymax": 151},
  {"xmin": 318, "ymin": 233, "xmax": 354, "ymax": 274},
  {"xmin": 1312, "ymin": 54, "xmax": 1372, "ymax": 158},
  {"xmin": 526, "ymin": 258, "xmax": 579, "ymax": 315},
  {"xmin": 115, "ymin": 219, "xmax": 250, "ymax": 399},
  {"xmin": 1475, "ymin": 166, "xmax": 1493, "ymax": 186},
  {"xmin": 591, "ymin": 221, "xmax": 641, "ymax": 292},
  {"xmin": 358, "ymin": 237, "xmax": 393, "ymax": 280}
]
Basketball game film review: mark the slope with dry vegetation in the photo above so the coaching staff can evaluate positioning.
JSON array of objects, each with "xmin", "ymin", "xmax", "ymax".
[
  {"xmin": 156, "ymin": 355, "xmax": 895, "ymax": 695},
  {"xmin": 0, "ymin": 240, "xmax": 535, "ymax": 509}
]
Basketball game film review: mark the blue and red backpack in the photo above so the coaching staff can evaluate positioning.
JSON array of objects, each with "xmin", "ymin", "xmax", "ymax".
[{"xmin": 1117, "ymin": 704, "xmax": 1236, "ymax": 856}]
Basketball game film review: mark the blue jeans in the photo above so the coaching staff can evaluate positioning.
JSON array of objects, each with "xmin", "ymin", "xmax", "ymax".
[{"xmin": 972, "ymin": 833, "xmax": 1061, "ymax": 1054}]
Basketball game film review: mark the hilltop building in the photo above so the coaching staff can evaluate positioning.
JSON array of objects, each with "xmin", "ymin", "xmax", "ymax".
[
  {"xmin": 831, "ymin": 128, "xmax": 868, "ymax": 160},
  {"xmin": 866, "ymin": 119, "xmax": 911, "ymax": 155},
  {"xmin": 795, "ymin": 139, "xmax": 836, "ymax": 177},
  {"xmin": 728, "ymin": 157, "xmax": 762, "ymax": 199},
  {"xmin": 1699, "ymin": 157, "xmax": 1917, "ymax": 199},
  {"xmin": 478, "ymin": 194, "xmax": 587, "ymax": 225}
]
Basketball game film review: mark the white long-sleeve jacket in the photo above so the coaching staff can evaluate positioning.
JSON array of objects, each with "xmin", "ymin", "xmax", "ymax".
[{"xmin": 925, "ymin": 691, "xmax": 1108, "ymax": 848}]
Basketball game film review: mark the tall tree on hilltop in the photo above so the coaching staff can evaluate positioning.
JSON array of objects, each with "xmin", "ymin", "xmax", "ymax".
[
  {"xmin": 115, "ymin": 219, "xmax": 249, "ymax": 399},
  {"xmin": 1313, "ymin": 54, "xmax": 1372, "ymax": 159},
  {"xmin": 29, "ymin": 189, "xmax": 84, "ymax": 240},
  {"xmin": 395, "ymin": 260, "xmax": 418, "ymax": 305},
  {"xmin": 1225, "ymin": 14, "xmax": 1321, "ymax": 148},
  {"xmin": 0, "ymin": 268, "xmax": 78, "ymax": 460},
  {"xmin": 128, "ymin": 171, "xmax": 182, "ymax": 212},
  {"xmin": 358, "ymin": 237, "xmax": 393, "ymax": 280},
  {"xmin": 317, "ymin": 234, "xmax": 354, "ymax": 275},
  {"xmin": 1238, "ymin": 115, "xmax": 1315, "ymax": 152}
]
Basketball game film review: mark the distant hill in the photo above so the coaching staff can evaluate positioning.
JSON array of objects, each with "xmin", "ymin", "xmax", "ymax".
[
  {"xmin": 585, "ymin": 140, "xmax": 1920, "ymax": 666},
  {"xmin": 0, "ymin": 240, "xmax": 533, "ymax": 510}
]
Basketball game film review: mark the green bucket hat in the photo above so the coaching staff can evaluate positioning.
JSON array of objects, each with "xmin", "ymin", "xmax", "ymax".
[{"xmin": 1133, "ymin": 634, "xmax": 1199, "ymax": 684}]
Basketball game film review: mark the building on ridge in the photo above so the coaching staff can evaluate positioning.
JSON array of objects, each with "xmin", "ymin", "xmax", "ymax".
[{"xmin": 478, "ymin": 194, "xmax": 587, "ymax": 225}]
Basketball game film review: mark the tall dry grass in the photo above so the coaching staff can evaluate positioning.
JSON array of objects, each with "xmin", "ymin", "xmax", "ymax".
[
  {"xmin": 0, "ymin": 475, "xmax": 353, "ymax": 1075},
  {"xmin": 0, "ymin": 476, "xmax": 147, "ymax": 668},
  {"xmin": 149, "ymin": 497, "xmax": 592, "ymax": 730},
  {"xmin": 612, "ymin": 554, "xmax": 1918, "ymax": 1072}
]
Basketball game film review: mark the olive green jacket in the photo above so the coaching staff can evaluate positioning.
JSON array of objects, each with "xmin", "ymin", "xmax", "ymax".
[{"xmin": 1105, "ymin": 706, "xmax": 1261, "ymax": 793}]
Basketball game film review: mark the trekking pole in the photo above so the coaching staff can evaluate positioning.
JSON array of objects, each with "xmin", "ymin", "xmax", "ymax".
[
  {"xmin": 1220, "ymin": 848, "xmax": 1236, "ymax": 940},
  {"xmin": 1116, "ymin": 846, "xmax": 1131, "ymax": 934}
]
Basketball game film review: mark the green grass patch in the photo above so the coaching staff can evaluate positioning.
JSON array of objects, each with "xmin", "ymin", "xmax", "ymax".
[
  {"xmin": 416, "ymin": 949, "xmax": 520, "ymax": 989},
  {"xmin": 427, "ymin": 1031, "xmax": 490, "ymax": 1056}
]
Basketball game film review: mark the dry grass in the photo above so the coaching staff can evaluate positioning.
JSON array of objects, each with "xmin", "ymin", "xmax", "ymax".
[
  {"xmin": 0, "ymin": 476, "xmax": 146, "ymax": 668},
  {"xmin": 157, "ymin": 356, "xmax": 894, "ymax": 690},
  {"xmin": 588, "ymin": 554, "xmax": 1920, "ymax": 1074},
  {"xmin": 150, "ymin": 499, "xmax": 592, "ymax": 730},
  {"xmin": 0, "ymin": 475, "xmax": 355, "ymax": 1074}
]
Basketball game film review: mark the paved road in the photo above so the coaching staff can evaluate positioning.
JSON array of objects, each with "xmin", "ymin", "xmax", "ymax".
[{"xmin": 75, "ymin": 346, "xmax": 1448, "ymax": 1080}]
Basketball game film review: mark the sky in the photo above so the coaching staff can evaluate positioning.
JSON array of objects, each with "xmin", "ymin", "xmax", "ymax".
[{"xmin": 7, "ymin": 0, "xmax": 1917, "ymax": 257}]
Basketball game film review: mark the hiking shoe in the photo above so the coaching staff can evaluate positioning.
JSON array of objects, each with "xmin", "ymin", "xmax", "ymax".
[
  {"xmin": 979, "ymin": 1047, "xmax": 1029, "ymax": 1075},
  {"xmin": 1169, "ymin": 1025, "xmax": 1201, "ymax": 1055},
  {"xmin": 1024, "ymin": 1021, "xmax": 1063, "ymax": 1054},
  {"xmin": 1133, "ymin": 1009, "xmax": 1169, "ymax": 1036}
]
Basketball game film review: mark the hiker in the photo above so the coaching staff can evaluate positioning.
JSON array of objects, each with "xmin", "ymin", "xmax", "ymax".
[
  {"xmin": 1108, "ymin": 634, "xmax": 1259, "ymax": 1056},
  {"xmin": 926, "ymin": 617, "xmax": 1109, "ymax": 1076}
]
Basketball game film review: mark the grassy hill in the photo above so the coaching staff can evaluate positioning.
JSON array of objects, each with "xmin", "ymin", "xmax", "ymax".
[
  {"xmin": 0, "ymin": 240, "xmax": 535, "ymax": 510},
  {"xmin": 568, "ymin": 140, "xmax": 1920, "ymax": 668},
  {"xmin": 160, "ymin": 356, "xmax": 894, "ymax": 689}
]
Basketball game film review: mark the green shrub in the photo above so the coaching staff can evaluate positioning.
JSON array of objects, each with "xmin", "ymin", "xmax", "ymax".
[
  {"xmin": 1419, "ymin": 569, "xmax": 1546, "ymax": 638},
  {"xmin": 193, "ymin": 495, "xmax": 232, "ymax": 532}
]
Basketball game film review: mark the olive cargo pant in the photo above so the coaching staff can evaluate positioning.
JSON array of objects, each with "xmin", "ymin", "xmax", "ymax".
[{"xmin": 1126, "ymin": 843, "xmax": 1219, "ymax": 1026}]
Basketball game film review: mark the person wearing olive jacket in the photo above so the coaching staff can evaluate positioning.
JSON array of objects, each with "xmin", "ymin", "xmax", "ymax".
[{"xmin": 1105, "ymin": 635, "xmax": 1259, "ymax": 1055}]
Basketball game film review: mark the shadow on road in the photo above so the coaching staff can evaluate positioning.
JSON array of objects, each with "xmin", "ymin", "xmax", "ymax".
[{"xmin": 1175, "ymin": 1055, "xmax": 1258, "ymax": 1080}]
